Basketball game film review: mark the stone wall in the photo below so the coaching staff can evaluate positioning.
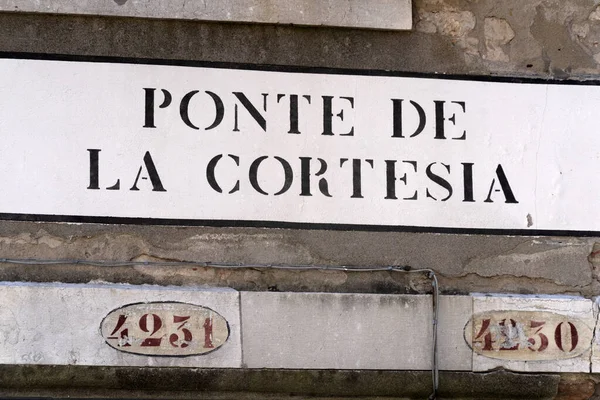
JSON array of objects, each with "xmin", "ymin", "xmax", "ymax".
[{"xmin": 0, "ymin": 1, "xmax": 599, "ymax": 399}]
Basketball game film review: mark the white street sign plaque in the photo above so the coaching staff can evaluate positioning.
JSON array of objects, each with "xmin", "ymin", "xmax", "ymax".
[{"xmin": 0, "ymin": 54, "xmax": 598, "ymax": 235}]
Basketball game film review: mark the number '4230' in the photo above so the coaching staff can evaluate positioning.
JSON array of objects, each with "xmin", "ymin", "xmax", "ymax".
[{"xmin": 473, "ymin": 318, "xmax": 579, "ymax": 352}]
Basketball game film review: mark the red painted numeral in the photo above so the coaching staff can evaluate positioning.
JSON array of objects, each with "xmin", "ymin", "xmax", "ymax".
[
  {"xmin": 169, "ymin": 315, "xmax": 193, "ymax": 348},
  {"xmin": 107, "ymin": 314, "xmax": 131, "ymax": 347},
  {"xmin": 498, "ymin": 319, "xmax": 519, "ymax": 350},
  {"xmin": 474, "ymin": 319, "xmax": 494, "ymax": 351},
  {"xmin": 140, "ymin": 338, "xmax": 162, "ymax": 347},
  {"xmin": 527, "ymin": 321, "xmax": 548, "ymax": 352},
  {"xmin": 204, "ymin": 317, "xmax": 214, "ymax": 349},
  {"xmin": 555, "ymin": 322, "xmax": 578, "ymax": 352},
  {"xmin": 139, "ymin": 314, "xmax": 163, "ymax": 347},
  {"xmin": 139, "ymin": 314, "xmax": 163, "ymax": 336}
]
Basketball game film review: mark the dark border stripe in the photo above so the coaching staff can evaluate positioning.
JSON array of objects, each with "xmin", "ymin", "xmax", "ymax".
[
  {"xmin": 0, "ymin": 213, "xmax": 598, "ymax": 237},
  {"xmin": 2, "ymin": 51, "xmax": 600, "ymax": 86}
]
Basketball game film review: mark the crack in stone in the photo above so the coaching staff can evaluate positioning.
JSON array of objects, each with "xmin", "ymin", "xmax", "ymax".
[
  {"xmin": 590, "ymin": 300, "xmax": 598, "ymax": 373},
  {"xmin": 533, "ymin": 84, "xmax": 549, "ymax": 227},
  {"xmin": 448, "ymin": 272, "xmax": 587, "ymax": 290}
]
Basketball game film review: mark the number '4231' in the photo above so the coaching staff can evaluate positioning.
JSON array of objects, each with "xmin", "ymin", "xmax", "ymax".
[{"xmin": 107, "ymin": 313, "xmax": 214, "ymax": 349}]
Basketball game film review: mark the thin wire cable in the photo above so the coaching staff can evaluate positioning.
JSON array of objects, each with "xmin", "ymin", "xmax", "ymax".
[
  {"xmin": 429, "ymin": 271, "xmax": 439, "ymax": 400},
  {"xmin": 0, "ymin": 257, "xmax": 439, "ymax": 398}
]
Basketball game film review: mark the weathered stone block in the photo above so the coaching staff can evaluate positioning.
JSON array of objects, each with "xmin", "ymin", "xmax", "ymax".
[
  {"xmin": 0, "ymin": 282, "xmax": 241, "ymax": 368},
  {"xmin": 241, "ymin": 292, "xmax": 472, "ymax": 370},
  {"xmin": 555, "ymin": 376, "xmax": 596, "ymax": 400},
  {"xmin": 471, "ymin": 294, "xmax": 594, "ymax": 373}
]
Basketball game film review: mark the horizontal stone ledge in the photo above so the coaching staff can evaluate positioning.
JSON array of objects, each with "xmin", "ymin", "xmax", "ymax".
[
  {"xmin": 0, "ymin": 282, "xmax": 470, "ymax": 371},
  {"xmin": 0, "ymin": 282, "xmax": 596, "ymax": 373},
  {"xmin": 0, "ymin": 0, "xmax": 413, "ymax": 31},
  {"xmin": 0, "ymin": 366, "xmax": 561, "ymax": 399}
]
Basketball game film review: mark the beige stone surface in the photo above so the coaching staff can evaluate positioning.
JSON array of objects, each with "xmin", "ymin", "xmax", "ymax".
[
  {"xmin": 0, "ymin": 0, "xmax": 412, "ymax": 30},
  {"xmin": 241, "ymin": 292, "xmax": 472, "ymax": 370},
  {"xmin": 483, "ymin": 17, "xmax": 515, "ymax": 62},
  {"xmin": 0, "ymin": 282, "xmax": 241, "ymax": 368},
  {"xmin": 438, "ymin": 295, "xmax": 474, "ymax": 371},
  {"xmin": 0, "ymin": 223, "xmax": 594, "ymax": 297}
]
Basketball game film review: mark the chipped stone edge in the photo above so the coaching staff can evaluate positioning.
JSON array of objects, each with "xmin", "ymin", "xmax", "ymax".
[
  {"xmin": 1, "ymin": 284, "xmax": 600, "ymax": 372},
  {"xmin": 470, "ymin": 293, "xmax": 596, "ymax": 373},
  {"xmin": 590, "ymin": 297, "xmax": 600, "ymax": 373}
]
